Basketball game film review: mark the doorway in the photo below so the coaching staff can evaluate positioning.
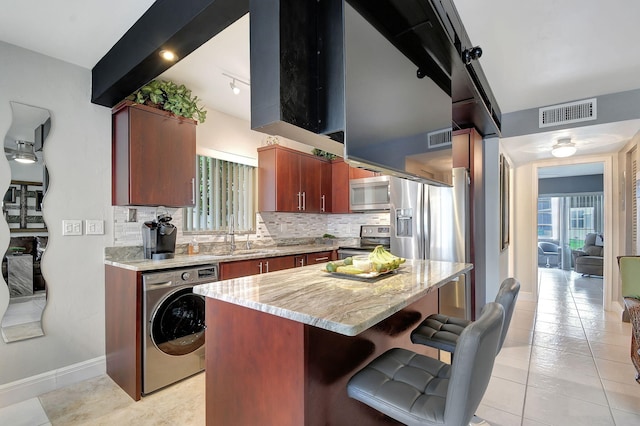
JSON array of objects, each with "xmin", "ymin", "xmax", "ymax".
[{"xmin": 534, "ymin": 159, "xmax": 612, "ymax": 309}]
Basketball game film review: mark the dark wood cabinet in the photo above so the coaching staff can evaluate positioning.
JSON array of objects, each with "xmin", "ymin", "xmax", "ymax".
[
  {"xmin": 220, "ymin": 251, "xmax": 336, "ymax": 278},
  {"xmin": 258, "ymin": 145, "xmax": 328, "ymax": 213},
  {"xmin": 293, "ymin": 250, "xmax": 336, "ymax": 267},
  {"xmin": 219, "ymin": 255, "xmax": 298, "ymax": 280},
  {"xmin": 112, "ymin": 101, "xmax": 196, "ymax": 207},
  {"xmin": 320, "ymin": 161, "xmax": 332, "ymax": 213},
  {"xmin": 305, "ymin": 250, "xmax": 335, "ymax": 265},
  {"xmin": 105, "ymin": 265, "xmax": 142, "ymax": 401},
  {"xmin": 452, "ymin": 128, "xmax": 481, "ymax": 318},
  {"xmin": 330, "ymin": 158, "xmax": 378, "ymax": 213}
]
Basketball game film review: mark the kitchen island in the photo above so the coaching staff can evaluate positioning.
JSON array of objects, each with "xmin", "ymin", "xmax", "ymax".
[{"xmin": 194, "ymin": 259, "xmax": 472, "ymax": 425}]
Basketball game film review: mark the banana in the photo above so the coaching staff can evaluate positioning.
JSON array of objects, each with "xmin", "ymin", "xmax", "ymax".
[
  {"xmin": 368, "ymin": 245, "xmax": 405, "ymax": 272},
  {"xmin": 336, "ymin": 265, "xmax": 365, "ymax": 274}
]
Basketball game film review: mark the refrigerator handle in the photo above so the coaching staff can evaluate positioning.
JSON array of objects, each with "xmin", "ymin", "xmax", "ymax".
[{"xmin": 417, "ymin": 184, "xmax": 426, "ymax": 260}]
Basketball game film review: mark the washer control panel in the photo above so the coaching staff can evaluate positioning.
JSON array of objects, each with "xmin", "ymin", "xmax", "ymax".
[{"xmin": 143, "ymin": 264, "xmax": 219, "ymax": 290}]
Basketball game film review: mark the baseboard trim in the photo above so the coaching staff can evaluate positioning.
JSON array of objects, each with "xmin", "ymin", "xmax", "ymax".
[{"xmin": 0, "ymin": 356, "xmax": 106, "ymax": 408}]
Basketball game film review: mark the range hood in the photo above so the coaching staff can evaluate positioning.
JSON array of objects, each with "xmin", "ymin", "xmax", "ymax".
[{"xmin": 250, "ymin": 0, "xmax": 501, "ymax": 184}]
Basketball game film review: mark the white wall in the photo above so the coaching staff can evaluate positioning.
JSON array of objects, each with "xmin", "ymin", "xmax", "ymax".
[
  {"xmin": 473, "ymin": 137, "xmax": 503, "ymax": 312},
  {"xmin": 196, "ymin": 108, "xmax": 315, "ymax": 166},
  {"xmin": 512, "ymin": 163, "xmax": 537, "ymax": 297},
  {"xmin": 0, "ymin": 42, "xmax": 112, "ymax": 385}
]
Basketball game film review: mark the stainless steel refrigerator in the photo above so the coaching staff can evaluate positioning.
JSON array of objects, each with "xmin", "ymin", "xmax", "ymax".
[{"xmin": 390, "ymin": 168, "xmax": 471, "ymax": 320}]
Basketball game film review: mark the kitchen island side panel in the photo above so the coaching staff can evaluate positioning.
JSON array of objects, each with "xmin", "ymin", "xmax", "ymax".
[
  {"xmin": 205, "ymin": 298, "xmax": 306, "ymax": 426},
  {"xmin": 205, "ymin": 291, "xmax": 437, "ymax": 425},
  {"xmin": 105, "ymin": 265, "xmax": 142, "ymax": 401}
]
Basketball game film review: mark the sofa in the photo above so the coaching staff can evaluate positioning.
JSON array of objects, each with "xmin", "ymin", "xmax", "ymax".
[
  {"xmin": 538, "ymin": 241, "xmax": 561, "ymax": 267},
  {"xmin": 572, "ymin": 233, "xmax": 603, "ymax": 276}
]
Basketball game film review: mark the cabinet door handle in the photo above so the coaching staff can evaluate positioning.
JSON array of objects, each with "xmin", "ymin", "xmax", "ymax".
[
  {"xmin": 302, "ymin": 192, "xmax": 306, "ymax": 210},
  {"xmin": 259, "ymin": 262, "xmax": 263, "ymax": 274},
  {"xmin": 314, "ymin": 257, "xmax": 329, "ymax": 262},
  {"xmin": 299, "ymin": 258, "xmax": 305, "ymax": 267},
  {"xmin": 265, "ymin": 261, "xmax": 269, "ymax": 273},
  {"xmin": 297, "ymin": 192, "xmax": 302, "ymax": 210},
  {"xmin": 321, "ymin": 195, "xmax": 325, "ymax": 212},
  {"xmin": 191, "ymin": 178, "xmax": 196, "ymax": 204}
]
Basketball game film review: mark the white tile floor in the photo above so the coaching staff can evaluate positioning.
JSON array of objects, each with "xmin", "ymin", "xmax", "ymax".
[
  {"xmin": 1, "ymin": 293, "xmax": 46, "ymax": 327},
  {"xmin": 476, "ymin": 268, "xmax": 640, "ymax": 426},
  {"xmin": 1, "ymin": 268, "xmax": 639, "ymax": 425}
]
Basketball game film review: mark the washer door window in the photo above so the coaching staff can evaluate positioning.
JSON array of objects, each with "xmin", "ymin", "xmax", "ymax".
[{"xmin": 151, "ymin": 288, "xmax": 205, "ymax": 356}]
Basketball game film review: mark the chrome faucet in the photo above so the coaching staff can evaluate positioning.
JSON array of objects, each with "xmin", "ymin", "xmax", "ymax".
[{"xmin": 228, "ymin": 215, "xmax": 236, "ymax": 252}]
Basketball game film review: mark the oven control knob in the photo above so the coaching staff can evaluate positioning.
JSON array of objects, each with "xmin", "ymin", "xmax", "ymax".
[{"xmin": 181, "ymin": 272, "xmax": 191, "ymax": 281}]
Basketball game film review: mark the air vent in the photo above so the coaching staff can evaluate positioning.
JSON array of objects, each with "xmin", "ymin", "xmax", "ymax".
[
  {"xmin": 539, "ymin": 98, "xmax": 597, "ymax": 128},
  {"xmin": 427, "ymin": 128, "xmax": 452, "ymax": 149}
]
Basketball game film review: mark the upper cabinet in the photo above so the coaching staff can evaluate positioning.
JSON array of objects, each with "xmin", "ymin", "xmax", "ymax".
[
  {"xmin": 258, "ymin": 145, "xmax": 328, "ymax": 213},
  {"xmin": 112, "ymin": 101, "xmax": 196, "ymax": 207},
  {"xmin": 330, "ymin": 158, "xmax": 377, "ymax": 213}
]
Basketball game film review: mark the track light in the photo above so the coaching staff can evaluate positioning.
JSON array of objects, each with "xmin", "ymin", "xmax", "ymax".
[
  {"xmin": 222, "ymin": 73, "xmax": 250, "ymax": 95},
  {"xmin": 13, "ymin": 140, "xmax": 37, "ymax": 163},
  {"xmin": 551, "ymin": 138, "xmax": 577, "ymax": 158},
  {"xmin": 230, "ymin": 79, "xmax": 241, "ymax": 95}
]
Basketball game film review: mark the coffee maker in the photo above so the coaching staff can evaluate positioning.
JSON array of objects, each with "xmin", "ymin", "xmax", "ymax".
[{"xmin": 142, "ymin": 211, "xmax": 177, "ymax": 260}]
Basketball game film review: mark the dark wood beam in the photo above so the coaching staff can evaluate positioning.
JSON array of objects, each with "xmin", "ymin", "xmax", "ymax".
[{"xmin": 91, "ymin": 0, "xmax": 249, "ymax": 108}]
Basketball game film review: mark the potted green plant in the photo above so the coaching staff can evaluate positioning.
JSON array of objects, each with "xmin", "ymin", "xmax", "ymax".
[
  {"xmin": 312, "ymin": 148, "xmax": 338, "ymax": 160},
  {"xmin": 127, "ymin": 79, "xmax": 207, "ymax": 123}
]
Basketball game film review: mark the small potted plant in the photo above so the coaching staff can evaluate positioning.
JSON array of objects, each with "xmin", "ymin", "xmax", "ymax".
[{"xmin": 127, "ymin": 79, "xmax": 207, "ymax": 123}]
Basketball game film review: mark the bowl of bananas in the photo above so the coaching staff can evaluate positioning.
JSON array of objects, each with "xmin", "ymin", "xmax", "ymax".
[{"xmin": 325, "ymin": 246, "xmax": 406, "ymax": 278}]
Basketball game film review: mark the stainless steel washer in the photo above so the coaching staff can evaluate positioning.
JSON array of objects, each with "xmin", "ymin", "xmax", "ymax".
[{"xmin": 142, "ymin": 264, "xmax": 218, "ymax": 395}]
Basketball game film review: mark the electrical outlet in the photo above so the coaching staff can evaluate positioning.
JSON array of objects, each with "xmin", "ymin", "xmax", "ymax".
[
  {"xmin": 62, "ymin": 219, "xmax": 82, "ymax": 236},
  {"xmin": 86, "ymin": 219, "xmax": 104, "ymax": 235}
]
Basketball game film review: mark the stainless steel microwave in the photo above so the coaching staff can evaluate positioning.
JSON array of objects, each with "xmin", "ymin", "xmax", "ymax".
[{"xmin": 349, "ymin": 175, "xmax": 390, "ymax": 211}]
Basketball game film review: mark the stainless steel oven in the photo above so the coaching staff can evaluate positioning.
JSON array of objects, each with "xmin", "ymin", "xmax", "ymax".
[
  {"xmin": 349, "ymin": 175, "xmax": 390, "ymax": 211},
  {"xmin": 338, "ymin": 225, "xmax": 391, "ymax": 259}
]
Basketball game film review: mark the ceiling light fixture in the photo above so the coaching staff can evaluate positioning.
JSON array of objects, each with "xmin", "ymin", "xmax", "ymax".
[
  {"xmin": 230, "ymin": 79, "xmax": 240, "ymax": 95},
  {"xmin": 159, "ymin": 49, "xmax": 178, "ymax": 61},
  {"xmin": 551, "ymin": 138, "xmax": 577, "ymax": 158},
  {"xmin": 13, "ymin": 140, "xmax": 37, "ymax": 163},
  {"xmin": 222, "ymin": 73, "xmax": 250, "ymax": 95}
]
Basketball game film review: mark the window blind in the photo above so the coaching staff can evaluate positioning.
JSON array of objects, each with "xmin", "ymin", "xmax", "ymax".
[{"xmin": 184, "ymin": 156, "xmax": 255, "ymax": 232}]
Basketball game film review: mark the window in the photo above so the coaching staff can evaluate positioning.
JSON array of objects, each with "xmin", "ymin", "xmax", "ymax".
[
  {"xmin": 183, "ymin": 155, "xmax": 256, "ymax": 232},
  {"xmin": 537, "ymin": 197, "xmax": 554, "ymax": 238}
]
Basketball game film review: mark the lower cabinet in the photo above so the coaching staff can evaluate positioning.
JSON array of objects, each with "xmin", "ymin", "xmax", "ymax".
[
  {"xmin": 295, "ymin": 250, "xmax": 336, "ymax": 267},
  {"xmin": 219, "ymin": 251, "xmax": 337, "ymax": 279},
  {"xmin": 219, "ymin": 255, "xmax": 296, "ymax": 280}
]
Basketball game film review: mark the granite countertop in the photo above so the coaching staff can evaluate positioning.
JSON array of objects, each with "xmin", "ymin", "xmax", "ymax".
[
  {"xmin": 194, "ymin": 259, "xmax": 472, "ymax": 336},
  {"xmin": 104, "ymin": 244, "xmax": 341, "ymax": 271}
]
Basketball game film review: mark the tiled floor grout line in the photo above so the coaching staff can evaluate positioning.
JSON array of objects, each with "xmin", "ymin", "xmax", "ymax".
[
  {"xmin": 570, "ymin": 269, "xmax": 620, "ymax": 424},
  {"xmin": 518, "ymin": 267, "xmax": 542, "ymax": 426}
]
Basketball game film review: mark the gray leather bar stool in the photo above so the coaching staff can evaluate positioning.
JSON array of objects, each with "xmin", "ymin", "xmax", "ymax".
[
  {"xmin": 347, "ymin": 302, "xmax": 504, "ymax": 426},
  {"xmin": 411, "ymin": 278, "xmax": 520, "ymax": 354}
]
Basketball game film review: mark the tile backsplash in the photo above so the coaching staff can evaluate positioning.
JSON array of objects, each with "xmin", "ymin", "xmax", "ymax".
[{"xmin": 112, "ymin": 206, "xmax": 389, "ymax": 247}]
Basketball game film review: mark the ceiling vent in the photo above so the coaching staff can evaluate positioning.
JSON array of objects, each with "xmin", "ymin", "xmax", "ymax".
[
  {"xmin": 427, "ymin": 128, "xmax": 452, "ymax": 149},
  {"xmin": 539, "ymin": 98, "xmax": 597, "ymax": 128}
]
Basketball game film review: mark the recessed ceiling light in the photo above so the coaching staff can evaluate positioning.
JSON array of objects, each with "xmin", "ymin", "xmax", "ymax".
[{"xmin": 159, "ymin": 50, "xmax": 178, "ymax": 61}]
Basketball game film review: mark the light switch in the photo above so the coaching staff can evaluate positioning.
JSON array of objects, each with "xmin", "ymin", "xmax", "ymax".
[
  {"xmin": 62, "ymin": 220, "xmax": 82, "ymax": 236},
  {"xmin": 86, "ymin": 219, "xmax": 104, "ymax": 235}
]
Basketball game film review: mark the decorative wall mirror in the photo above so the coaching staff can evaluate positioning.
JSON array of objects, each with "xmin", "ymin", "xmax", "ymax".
[{"xmin": 1, "ymin": 101, "xmax": 50, "ymax": 342}]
